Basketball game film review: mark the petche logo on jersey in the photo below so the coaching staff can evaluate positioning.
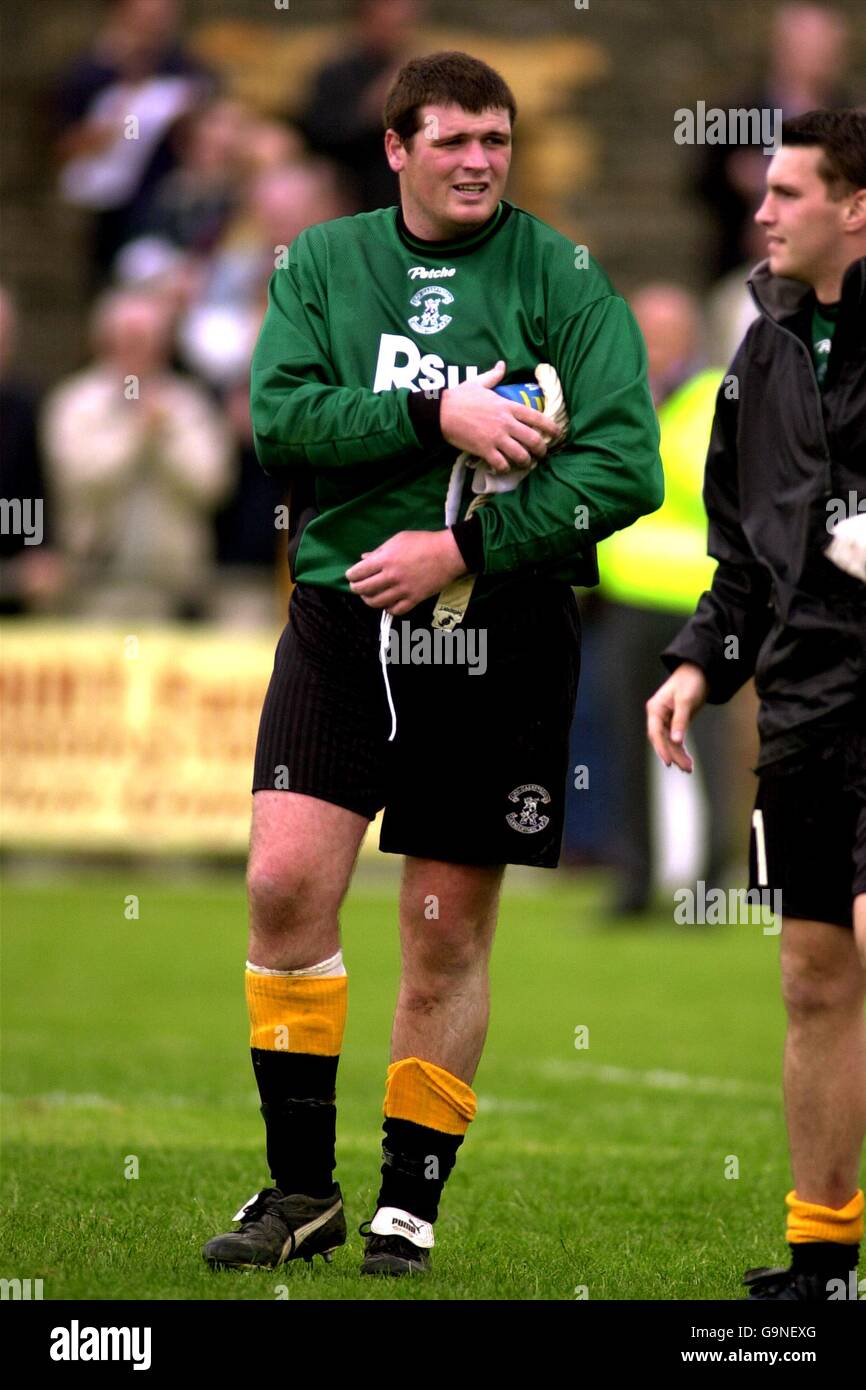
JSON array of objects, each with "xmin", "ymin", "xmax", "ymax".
[
  {"xmin": 373, "ymin": 333, "xmax": 479, "ymax": 393},
  {"xmin": 407, "ymin": 266, "xmax": 456, "ymax": 278}
]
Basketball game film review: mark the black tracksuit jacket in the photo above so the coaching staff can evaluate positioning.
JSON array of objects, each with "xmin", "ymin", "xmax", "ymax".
[{"xmin": 662, "ymin": 255, "xmax": 865, "ymax": 769}]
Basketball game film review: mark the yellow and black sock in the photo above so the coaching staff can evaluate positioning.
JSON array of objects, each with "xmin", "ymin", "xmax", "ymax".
[
  {"xmin": 786, "ymin": 1188, "xmax": 863, "ymax": 1278},
  {"xmin": 375, "ymin": 1057, "xmax": 477, "ymax": 1224},
  {"xmin": 245, "ymin": 954, "xmax": 347, "ymax": 1199}
]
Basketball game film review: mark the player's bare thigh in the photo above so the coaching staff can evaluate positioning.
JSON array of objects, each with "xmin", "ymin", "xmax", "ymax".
[
  {"xmin": 398, "ymin": 857, "xmax": 505, "ymax": 977},
  {"xmin": 247, "ymin": 791, "xmax": 370, "ymax": 969}
]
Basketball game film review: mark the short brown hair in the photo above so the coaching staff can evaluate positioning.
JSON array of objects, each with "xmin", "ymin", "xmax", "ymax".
[
  {"xmin": 383, "ymin": 51, "xmax": 517, "ymax": 145},
  {"xmin": 781, "ymin": 108, "xmax": 866, "ymax": 199}
]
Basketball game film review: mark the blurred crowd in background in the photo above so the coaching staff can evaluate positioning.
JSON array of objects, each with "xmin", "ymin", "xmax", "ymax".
[{"xmin": 0, "ymin": 0, "xmax": 862, "ymax": 895}]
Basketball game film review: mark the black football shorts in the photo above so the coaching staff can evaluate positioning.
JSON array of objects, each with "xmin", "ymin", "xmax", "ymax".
[
  {"xmin": 748, "ymin": 729, "xmax": 866, "ymax": 929},
  {"xmin": 252, "ymin": 578, "xmax": 581, "ymax": 868}
]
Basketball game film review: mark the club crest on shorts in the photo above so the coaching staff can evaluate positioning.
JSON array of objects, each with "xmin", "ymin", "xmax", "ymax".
[
  {"xmin": 408, "ymin": 285, "xmax": 454, "ymax": 335},
  {"xmin": 506, "ymin": 784, "xmax": 551, "ymax": 834}
]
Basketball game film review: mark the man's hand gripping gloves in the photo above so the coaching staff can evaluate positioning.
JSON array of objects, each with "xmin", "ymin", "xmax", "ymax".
[{"xmin": 431, "ymin": 363, "xmax": 569, "ymax": 631}]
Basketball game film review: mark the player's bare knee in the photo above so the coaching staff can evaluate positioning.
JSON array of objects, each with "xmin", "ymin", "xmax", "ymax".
[
  {"xmin": 247, "ymin": 854, "xmax": 337, "ymax": 932},
  {"xmin": 781, "ymin": 958, "xmax": 864, "ymax": 1019},
  {"xmin": 403, "ymin": 934, "xmax": 487, "ymax": 990},
  {"xmin": 399, "ymin": 967, "xmax": 478, "ymax": 1014}
]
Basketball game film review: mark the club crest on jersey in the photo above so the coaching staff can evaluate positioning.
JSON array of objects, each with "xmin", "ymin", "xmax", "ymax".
[
  {"xmin": 506, "ymin": 784, "xmax": 551, "ymax": 834},
  {"xmin": 408, "ymin": 284, "xmax": 454, "ymax": 335}
]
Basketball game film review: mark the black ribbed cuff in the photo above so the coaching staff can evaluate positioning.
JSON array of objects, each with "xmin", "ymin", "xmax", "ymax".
[
  {"xmin": 450, "ymin": 514, "xmax": 484, "ymax": 573},
  {"xmin": 407, "ymin": 390, "xmax": 444, "ymax": 448}
]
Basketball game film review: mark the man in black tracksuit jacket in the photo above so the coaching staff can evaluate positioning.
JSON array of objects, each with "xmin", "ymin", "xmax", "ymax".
[
  {"xmin": 661, "ymin": 252, "xmax": 864, "ymax": 766},
  {"xmin": 647, "ymin": 109, "xmax": 866, "ymax": 1301}
]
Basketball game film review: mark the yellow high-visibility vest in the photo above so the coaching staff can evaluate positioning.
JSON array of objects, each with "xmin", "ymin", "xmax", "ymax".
[{"xmin": 598, "ymin": 368, "xmax": 723, "ymax": 613}]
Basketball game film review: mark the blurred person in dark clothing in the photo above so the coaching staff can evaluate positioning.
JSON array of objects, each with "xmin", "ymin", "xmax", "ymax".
[
  {"xmin": 52, "ymin": 0, "xmax": 217, "ymax": 288},
  {"xmin": 212, "ymin": 380, "xmax": 288, "ymax": 630},
  {"xmin": 301, "ymin": 0, "xmax": 423, "ymax": 211},
  {"xmin": 696, "ymin": 3, "xmax": 852, "ymax": 279},
  {"xmin": 597, "ymin": 285, "xmax": 731, "ymax": 914},
  {"xmin": 177, "ymin": 160, "xmax": 345, "ymax": 391},
  {"xmin": 0, "ymin": 287, "xmax": 65, "ymax": 615},
  {"xmin": 143, "ymin": 98, "xmax": 249, "ymax": 256}
]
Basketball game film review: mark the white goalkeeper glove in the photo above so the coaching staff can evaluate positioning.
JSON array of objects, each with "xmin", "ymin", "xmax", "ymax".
[
  {"xmin": 443, "ymin": 363, "xmax": 569, "ymax": 525},
  {"xmin": 825, "ymin": 512, "xmax": 866, "ymax": 583}
]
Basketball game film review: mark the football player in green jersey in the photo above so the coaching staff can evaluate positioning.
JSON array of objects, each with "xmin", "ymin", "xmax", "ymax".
[{"xmin": 204, "ymin": 50, "xmax": 662, "ymax": 1278}]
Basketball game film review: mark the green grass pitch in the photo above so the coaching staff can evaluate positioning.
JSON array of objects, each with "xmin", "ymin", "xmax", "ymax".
[{"xmin": 2, "ymin": 867, "xmax": 840, "ymax": 1301}]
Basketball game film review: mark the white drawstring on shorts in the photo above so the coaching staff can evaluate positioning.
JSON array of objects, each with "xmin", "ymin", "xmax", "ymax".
[
  {"xmin": 376, "ymin": 365, "xmax": 568, "ymax": 739},
  {"xmin": 379, "ymin": 609, "xmax": 397, "ymax": 742}
]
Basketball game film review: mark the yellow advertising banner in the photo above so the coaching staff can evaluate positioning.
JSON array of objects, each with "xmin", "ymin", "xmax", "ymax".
[{"xmin": 0, "ymin": 621, "xmax": 362, "ymax": 855}]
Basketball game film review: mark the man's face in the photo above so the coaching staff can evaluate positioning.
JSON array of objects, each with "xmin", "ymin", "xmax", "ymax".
[
  {"xmin": 386, "ymin": 103, "xmax": 512, "ymax": 238},
  {"xmin": 755, "ymin": 146, "xmax": 853, "ymax": 283},
  {"xmin": 632, "ymin": 288, "xmax": 698, "ymax": 391},
  {"xmin": 102, "ymin": 298, "xmax": 172, "ymax": 376}
]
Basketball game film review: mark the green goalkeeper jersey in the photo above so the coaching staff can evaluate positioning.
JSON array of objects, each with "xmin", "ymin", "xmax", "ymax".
[{"xmin": 250, "ymin": 199, "xmax": 663, "ymax": 597}]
